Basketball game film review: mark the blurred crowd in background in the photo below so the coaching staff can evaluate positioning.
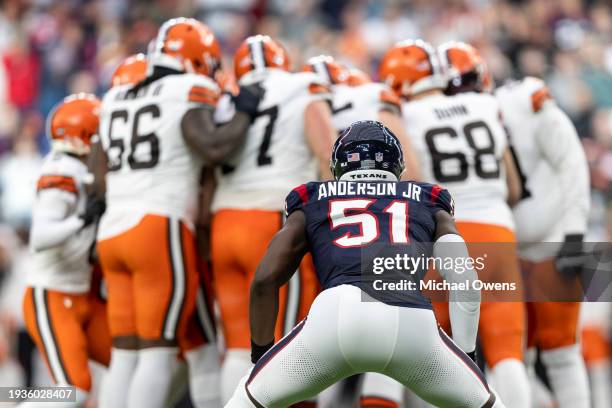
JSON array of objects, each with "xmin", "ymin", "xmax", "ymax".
[{"xmin": 0, "ymin": 0, "xmax": 610, "ymax": 393}]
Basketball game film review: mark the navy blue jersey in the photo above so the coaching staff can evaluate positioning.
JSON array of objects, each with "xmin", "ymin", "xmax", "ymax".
[{"xmin": 285, "ymin": 180, "xmax": 454, "ymax": 308}]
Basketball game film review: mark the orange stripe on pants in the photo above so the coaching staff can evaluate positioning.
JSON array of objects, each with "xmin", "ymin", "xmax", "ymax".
[
  {"xmin": 23, "ymin": 285, "xmax": 110, "ymax": 390},
  {"xmin": 97, "ymin": 214, "xmax": 198, "ymax": 342}
]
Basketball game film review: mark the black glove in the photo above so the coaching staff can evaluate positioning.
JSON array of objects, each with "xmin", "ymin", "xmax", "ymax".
[
  {"xmin": 80, "ymin": 194, "xmax": 106, "ymax": 227},
  {"xmin": 232, "ymin": 83, "xmax": 265, "ymax": 121},
  {"xmin": 555, "ymin": 234, "xmax": 586, "ymax": 280},
  {"xmin": 251, "ymin": 339, "xmax": 274, "ymax": 364}
]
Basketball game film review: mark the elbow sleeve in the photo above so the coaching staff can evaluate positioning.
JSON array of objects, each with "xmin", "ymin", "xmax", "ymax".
[{"xmin": 433, "ymin": 233, "xmax": 481, "ymax": 352}]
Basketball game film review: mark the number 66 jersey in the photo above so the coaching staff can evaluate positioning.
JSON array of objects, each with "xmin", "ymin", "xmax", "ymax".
[
  {"xmin": 97, "ymin": 73, "xmax": 219, "ymax": 240},
  {"xmin": 402, "ymin": 91, "xmax": 513, "ymax": 230}
]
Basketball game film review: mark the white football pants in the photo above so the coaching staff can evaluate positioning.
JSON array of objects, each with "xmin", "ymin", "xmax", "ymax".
[{"xmin": 226, "ymin": 284, "xmax": 503, "ymax": 408}]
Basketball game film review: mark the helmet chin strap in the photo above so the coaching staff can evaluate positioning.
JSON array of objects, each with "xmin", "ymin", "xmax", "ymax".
[{"xmin": 338, "ymin": 169, "xmax": 398, "ymax": 182}]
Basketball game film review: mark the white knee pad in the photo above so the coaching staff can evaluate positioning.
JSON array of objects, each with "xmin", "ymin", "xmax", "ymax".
[
  {"xmin": 489, "ymin": 358, "xmax": 531, "ymax": 408},
  {"xmin": 99, "ymin": 348, "xmax": 138, "ymax": 408},
  {"xmin": 127, "ymin": 347, "xmax": 180, "ymax": 408},
  {"xmin": 540, "ymin": 344, "xmax": 590, "ymax": 408},
  {"xmin": 185, "ymin": 344, "xmax": 222, "ymax": 407},
  {"xmin": 221, "ymin": 349, "xmax": 252, "ymax": 404}
]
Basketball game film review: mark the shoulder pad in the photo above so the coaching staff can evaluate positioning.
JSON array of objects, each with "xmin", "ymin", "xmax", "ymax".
[
  {"xmin": 496, "ymin": 76, "xmax": 553, "ymax": 114},
  {"xmin": 285, "ymin": 183, "xmax": 317, "ymax": 217},
  {"xmin": 421, "ymin": 183, "xmax": 454, "ymax": 216},
  {"xmin": 37, "ymin": 154, "xmax": 82, "ymax": 194},
  {"xmin": 291, "ymin": 71, "xmax": 332, "ymax": 96},
  {"xmin": 160, "ymin": 74, "xmax": 221, "ymax": 106},
  {"xmin": 378, "ymin": 85, "xmax": 401, "ymax": 112}
]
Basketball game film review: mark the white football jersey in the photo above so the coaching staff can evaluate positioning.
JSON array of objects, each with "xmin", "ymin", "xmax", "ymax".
[
  {"xmin": 496, "ymin": 77, "xmax": 589, "ymax": 256},
  {"xmin": 212, "ymin": 69, "xmax": 330, "ymax": 212},
  {"xmin": 330, "ymin": 83, "xmax": 399, "ymax": 132},
  {"xmin": 98, "ymin": 73, "xmax": 219, "ymax": 240},
  {"xmin": 403, "ymin": 92, "xmax": 514, "ymax": 229},
  {"xmin": 29, "ymin": 153, "xmax": 95, "ymax": 293}
]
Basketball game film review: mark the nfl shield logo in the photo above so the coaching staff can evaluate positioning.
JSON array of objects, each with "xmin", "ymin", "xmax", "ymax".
[
  {"xmin": 347, "ymin": 153, "xmax": 360, "ymax": 162},
  {"xmin": 375, "ymin": 152, "xmax": 383, "ymax": 162}
]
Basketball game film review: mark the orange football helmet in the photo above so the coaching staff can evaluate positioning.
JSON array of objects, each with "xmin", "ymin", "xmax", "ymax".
[
  {"xmin": 302, "ymin": 55, "xmax": 349, "ymax": 85},
  {"xmin": 345, "ymin": 68, "xmax": 372, "ymax": 86},
  {"xmin": 438, "ymin": 41, "xmax": 492, "ymax": 94},
  {"xmin": 150, "ymin": 17, "xmax": 221, "ymax": 78},
  {"xmin": 111, "ymin": 54, "xmax": 147, "ymax": 87},
  {"xmin": 47, "ymin": 93, "xmax": 100, "ymax": 156},
  {"xmin": 378, "ymin": 39, "xmax": 446, "ymax": 99},
  {"xmin": 233, "ymin": 35, "xmax": 290, "ymax": 81}
]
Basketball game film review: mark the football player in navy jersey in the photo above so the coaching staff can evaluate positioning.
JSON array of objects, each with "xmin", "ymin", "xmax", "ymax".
[{"xmin": 225, "ymin": 121, "xmax": 505, "ymax": 408}]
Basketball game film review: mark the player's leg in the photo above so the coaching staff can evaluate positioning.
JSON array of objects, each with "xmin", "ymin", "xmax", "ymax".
[
  {"xmin": 85, "ymin": 268, "xmax": 112, "ymax": 367},
  {"xmin": 529, "ymin": 282, "xmax": 589, "ymax": 408},
  {"xmin": 457, "ymin": 222, "xmax": 530, "ymax": 408},
  {"xmin": 180, "ymin": 269, "xmax": 221, "ymax": 407},
  {"xmin": 478, "ymin": 302, "xmax": 530, "ymax": 408},
  {"xmin": 226, "ymin": 286, "xmax": 357, "ymax": 407},
  {"xmin": 385, "ymin": 305, "xmax": 502, "ymax": 407},
  {"xmin": 128, "ymin": 215, "xmax": 199, "ymax": 408},
  {"xmin": 212, "ymin": 209, "xmax": 285, "ymax": 402},
  {"xmin": 97, "ymin": 234, "xmax": 138, "ymax": 408},
  {"xmin": 581, "ymin": 321, "xmax": 611, "ymax": 408},
  {"xmin": 212, "ymin": 210, "xmax": 251, "ymax": 402},
  {"xmin": 22, "ymin": 287, "xmax": 91, "ymax": 406}
]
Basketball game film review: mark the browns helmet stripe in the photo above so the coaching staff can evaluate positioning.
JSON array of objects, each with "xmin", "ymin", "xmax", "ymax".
[{"xmin": 247, "ymin": 36, "xmax": 266, "ymax": 72}]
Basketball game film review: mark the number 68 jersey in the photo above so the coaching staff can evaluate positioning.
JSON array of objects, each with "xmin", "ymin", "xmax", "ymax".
[
  {"xmin": 211, "ymin": 69, "xmax": 331, "ymax": 213},
  {"xmin": 98, "ymin": 73, "xmax": 220, "ymax": 240},
  {"xmin": 402, "ymin": 92, "xmax": 514, "ymax": 230}
]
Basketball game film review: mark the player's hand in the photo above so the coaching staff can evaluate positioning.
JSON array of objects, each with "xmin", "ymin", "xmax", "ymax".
[
  {"xmin": 232, "ymin": 83, "xmax": 265, "ymax": 121},
  {"xmin": 251, "ymin": 339, "xmax": 274, "ymax": 364},
  {"xmin": 555, "ymin": 234, "xmax": 586, "ymax": 279},
  {"xmin": 80, "ymin": 194, "xmax": 106, "ymax": 227}
]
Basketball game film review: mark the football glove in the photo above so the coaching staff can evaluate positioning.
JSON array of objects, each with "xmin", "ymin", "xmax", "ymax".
[
  {"xmin": 555, "ymin": 234, "xmax": 586, "ymax": 280},
  {"xmin": 232, "ymin": 83, "xmax": 265, "ymax": 121},
  {"xmin": 80, "ymin": 194, "xmax": 106, "ymax": 227}
]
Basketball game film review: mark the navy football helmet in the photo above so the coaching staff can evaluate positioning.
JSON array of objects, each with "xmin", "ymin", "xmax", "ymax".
[{"xmin": 331, "ymin": 121, "xmax": 405, "ymax": 181}]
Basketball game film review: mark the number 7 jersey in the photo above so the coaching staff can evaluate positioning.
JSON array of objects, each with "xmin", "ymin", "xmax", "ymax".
[
  {"xmin": 98, "ymin": 73, "xmax": 220, "ymax": 240},
  {"xmin": 402, "ymin": 92, "xmax": 514, "ymax": 230},
  {"xmin": 211, "ymin": 70, "xmax": 331, "ymax": 212}
]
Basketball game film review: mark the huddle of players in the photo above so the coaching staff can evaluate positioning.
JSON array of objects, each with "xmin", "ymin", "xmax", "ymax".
[{"xmin": 22, "ymin": 14, "xmax": 591, "ymax": 408}]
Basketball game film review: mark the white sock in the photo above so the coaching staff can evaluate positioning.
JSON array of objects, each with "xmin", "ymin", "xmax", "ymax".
[
  {"xmin": 99, "ymin": 348, "xmax": 138, "ymax": 408},
  {"xmin": 541, "ymin": 344, "xmax": 590, "ymax": 408},
  {"xmin": 185, "ymin": 344, "xmax": 222, "ymax": 407},
  {"xmin": 18, "ymin": 388, "xmax": 89, "ymax": 407},
  {"xmin": 525, "ymin": 348, "xmax": 555, "ymax": 408},
  {"xmin": 224, "ymin": 373, "xmax": 253, "ymax": 408},
  {"xmin": 221, "ymin": 349, "xmax": 252, "ymax": 405},
  {"xmin": 588, "ymin": 361, "xmax": 612, "ymax": 408},
  {"xmin": 489, "ymin": 358, "xmax": 531, "ymax": 408},
  {"xmin": 127, "ymin": 347, "xmax": 180, "ymax": 408}
]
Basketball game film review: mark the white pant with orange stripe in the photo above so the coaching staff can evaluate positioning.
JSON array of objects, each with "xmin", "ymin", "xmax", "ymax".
[{"xmin": 226, "ymin": 285, "xmax": 503, "ymax": 408}]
